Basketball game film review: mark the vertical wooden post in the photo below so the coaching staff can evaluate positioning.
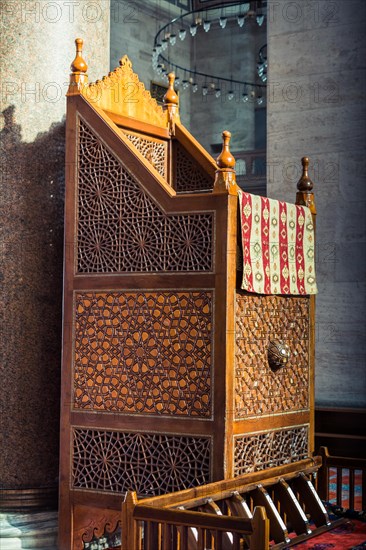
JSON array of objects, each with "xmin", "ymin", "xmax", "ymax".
[
  {"xmin": 251, "ymin": 506, "xmax": 270, "ymax": 550},
  {"xmin": 317, "ymin": 446, "xmax": 330, "ymax": 502},
  {"xmin": 296, "ymin": 157, "xmax": 317, "ymax": 456},
  {"xmin": 121, "ymin": 491, "xmax": 139, "ymax": 550},
  {"xmin": 211, "ymin": 131, "xmax": 239, "ymax": 478}
]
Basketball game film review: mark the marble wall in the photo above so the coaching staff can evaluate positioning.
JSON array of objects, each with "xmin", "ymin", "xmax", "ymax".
[
  {"xmin": 0, "ymin": 0, "xmax": 110, "ymax": 502},
  {"xmin": 110, "ymin": 1, "xmax": 265, "ymax": 155},
  {"xmin": 110, "ymin": 0, "xmax": 192, "ymax": 127},
  {"xmin": 188, "ymin": 18, "xmax": 266, "ymax": 155},
  {"xmin": 267, "ymin": 0, "xmax": 366, "ymax": 406}
]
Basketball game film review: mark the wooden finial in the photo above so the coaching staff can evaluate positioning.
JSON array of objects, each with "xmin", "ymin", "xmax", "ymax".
[
  {"xmin": 163, "ymin": 73, "xmax": 179, "ymax": 135},
  {"xmin": 213, "ymin": 130, "xmax": 238, "ymax": 194},
  {"xmin": 296, "ymin": 156, "xmax": 316, "ymax": 214},
  {"xmin": 71, "ymin": 38, "xmax": 88, "ymax": 73},
  {"xmin": 216, "ymin": 130, "xmax": 236, "ymax": 169},
  {"xmin": 163, "ymin": 73, "xmax": 179, "ymax": 105},
  {"xmin": 297, "ymin": 157, "xmax": 313, "ymax": 192},
  {"xmin": 68, "ymin": 38, "xmax": 88, "ymax": 95}
]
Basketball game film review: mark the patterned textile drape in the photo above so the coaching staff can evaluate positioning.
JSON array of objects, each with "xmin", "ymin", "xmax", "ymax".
[{"xmin": 238, "ymin": 190, "xmax": 317, "ymax": 295}]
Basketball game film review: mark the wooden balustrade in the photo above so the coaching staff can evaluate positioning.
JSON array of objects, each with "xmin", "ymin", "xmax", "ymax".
[
  {"xmin": 121, "ymin": 457, "xmax": 346, "ymax": 550},
  {"xmin": 317, "ymin": 447, "xmax": 366, "ymax": 511}
]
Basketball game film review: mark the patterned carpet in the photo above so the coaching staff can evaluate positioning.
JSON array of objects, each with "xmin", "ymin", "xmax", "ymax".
[
  {"xmin": 328, "ymin": 468, "xmax": 363, "ymax": 510},
  {"xmin": 290, "ymin": 518, "xmax": 366, "ymax": 549},
  {"xmin": 290, "ymin": 495, "xmax": 366, "ymax": 549}
]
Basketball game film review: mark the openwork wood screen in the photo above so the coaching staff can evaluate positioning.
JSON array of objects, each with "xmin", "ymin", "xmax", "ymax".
[
  {"xmin": 234, "ymin": 426, "xmax": 309, "ymax": 475},
  {"xmin": 73, "ymin": 428, "xmax": 211, "ymax": 496},
  {"xmin": 77, "ymin": 120, "xmax": 213, "ymax": 273}
]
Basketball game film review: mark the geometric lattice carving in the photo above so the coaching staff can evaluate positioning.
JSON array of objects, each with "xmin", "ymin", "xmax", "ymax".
[
  {"xmin": 235, "ymin": 294, "xmax": 309, "ymax": 418},
  {"xmin": 234, "ymin": 426, "xmax": 309, "ymax": 475},
  {"xmin": 73, "ymin": 291, "xmax": 212, "ymax": 416},
  {"xmin": 77, "ymin": 119, "xmax": 213, "ymax": 273},
  {"xmin": 123, "ymin": 131, "xmax": 167, "ymax": 178},
  {"xmin": 72, "ymin": 429, "xmax": 211, "ymax": 496},
  {"xmin": 174, "ymin": 142, "xmax": 213, "ymax": 193}
]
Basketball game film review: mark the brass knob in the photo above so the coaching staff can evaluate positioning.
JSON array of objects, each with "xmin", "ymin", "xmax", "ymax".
[{"xmin": 268, "ymin": 339, "xmax": 290, "ymax": 371}]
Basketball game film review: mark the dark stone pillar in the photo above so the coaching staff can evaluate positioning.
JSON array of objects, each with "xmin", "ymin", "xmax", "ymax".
[{"xmin": 0, "ymin": 0, "xmax": 110, "ymax": 544}]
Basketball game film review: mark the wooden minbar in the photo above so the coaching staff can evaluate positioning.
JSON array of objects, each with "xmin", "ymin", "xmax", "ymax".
[{"xmin": 59, "ymin": 39, "xmax": 317, "ymax": 549}]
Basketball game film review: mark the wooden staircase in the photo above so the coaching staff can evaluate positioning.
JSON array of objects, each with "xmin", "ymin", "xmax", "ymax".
[{"xmin": 121, "ymin": 457, "xmax": 346, "ymax": 549}]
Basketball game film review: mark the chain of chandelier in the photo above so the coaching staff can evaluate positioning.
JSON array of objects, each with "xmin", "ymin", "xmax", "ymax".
[{"xmin": 152, "ymin": 1, "xmax": 267, "ymax": 103}]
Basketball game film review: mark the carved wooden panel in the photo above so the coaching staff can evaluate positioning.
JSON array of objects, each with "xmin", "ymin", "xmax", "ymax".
[
  {"xmin": 73, "ymin": 291, "xmax": 212, "ymax": 417},
  {"xmin": 123, "ymin": 130, "xmax": 167, "ymax": 178},
  {"xmin": 234, "ymin": 426, "xmax": 309, "ymax": 475},
  {"xmin": 72, "ymin": 428, "xmax": 211, "ymax": 496},
  {"xmin": 73, "ymin": 505, "xmax": 121, "ymax": 550},
  {"xmin": 235, "ymin": 294, "xmax": 309, "ymax": 418},
  {"xmin": 77, "ymin": 119, "xmax": 213, "ymax": 273},
  {"xmin": 82, "ymin": 55, "xmax": 167, "ymax": 128},
  {"xmin": 174, "ymin": 142, "xmax": 213, "ymax": 193}
]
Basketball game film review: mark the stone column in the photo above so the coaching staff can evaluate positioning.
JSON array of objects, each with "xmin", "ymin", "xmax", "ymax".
[
  {"xmin": 0, "ymin": 1, "xmax": 110, "ymax": 547},
  {"xmin": 266, "ymin": 0, "xmax": 366, "ymax": 407}
]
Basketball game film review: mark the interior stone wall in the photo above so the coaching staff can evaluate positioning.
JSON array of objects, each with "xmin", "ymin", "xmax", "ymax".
[
  {"xmin": 110, "ymin": 1, "xmax": 266, "ymax": 156},
  {"xmin": 188, "ymin": 18, "xmax": 266, "ymax": 155},
  {"xmin": 267, "ymin": 0, "xmax": 366, "ymax": 407},
  {"xmin": 0, "ymin": 0, "xmax": 110, "ymax": 496},
  {"xmin": 110, "ymin": 0, "xmax": 191, "ymax": 127}
]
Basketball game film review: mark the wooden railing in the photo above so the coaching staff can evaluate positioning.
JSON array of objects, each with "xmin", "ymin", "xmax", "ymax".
[
  {"xmin": 317, "ymin": 446, "xmax": 366, "ymax": 510},
  {"xmin": 121, "ymin": 457, "xmax": 340, "ymax": 550},
  {"xmin": 126, "ymin": 502, "xmax": 269, "ymax": 550}
]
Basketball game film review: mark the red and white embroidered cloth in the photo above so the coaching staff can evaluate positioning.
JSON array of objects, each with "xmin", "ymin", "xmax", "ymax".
[{"xmin": 238, "ymin": 190, "xmax": 317, "ymax": 295}]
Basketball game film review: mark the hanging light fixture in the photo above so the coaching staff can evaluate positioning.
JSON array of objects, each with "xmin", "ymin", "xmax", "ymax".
[
  {"xmin": 190, "ymin": 22, "xmax": 198, "ymax": 36},
  {"xmin": 237, "ymin": 15, "xmax": 245, "ymax": 27},
  {"xmin": 175, "ymin": 75, "xmax": 180, "ymax": 87},
  {"xmin": 182, "ymin": 70, "xmax": 189, "ymax": 89},
  {"xmin": 179, "ymin": 28, "xmax": 186, "ymax": 40},
  {"xmin": 203, "ymin": 19, "xmax": 211, "ymax": 32},
  {"xmin": 256, "ymin": 11, "xmax": 265, "ymax": 26},
  {"xmin": 152, "ymin": 4, "xmax": 267, "ymax": 102}
]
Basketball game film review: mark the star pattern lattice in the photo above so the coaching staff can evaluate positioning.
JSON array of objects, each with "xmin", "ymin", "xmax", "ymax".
[
  {"xmin": 74, "ymin": 291, "xmax": 212, "ymax": 416},
  {"xmin": 235, "ymin": 294, "xmax": 309, "ymax": 418},
  {"xmin": 234, "ymin": 426, "xmax": 309, "ymax": 475},
  {"xmin": 77, "ymin": 119, "xmax": 213, "ymax": 273},
  {"xmin": 73, "ymin": 428, "xmax": 211, "ymax": 495}
]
